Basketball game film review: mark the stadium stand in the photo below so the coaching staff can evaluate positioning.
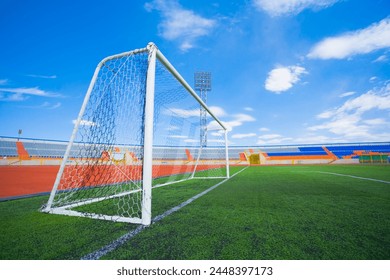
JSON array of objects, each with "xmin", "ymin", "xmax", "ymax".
[
  {"xmin": 0, "ymin": 138, "xmax": 18, "ymax": 157},
  {"xmin": 326, "ymin": 144, "xmax": 390, "ymax": 159},
  {"xmin": 0, "ymin": 136, "xmax": 389, "ymax": 165}
]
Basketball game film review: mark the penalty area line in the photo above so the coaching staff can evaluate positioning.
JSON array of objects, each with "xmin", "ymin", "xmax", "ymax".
[
  {"xmin": 81, "ymin": 166, "xmax": 249, "ymax": 260},
  {"xmin": 315, "ymin": 171, "xmax": 390, "ymax": 184}
]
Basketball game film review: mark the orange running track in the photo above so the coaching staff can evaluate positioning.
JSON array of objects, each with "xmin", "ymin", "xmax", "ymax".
[
  {"xmin": 0, "ymin": 166, "xmax": 59, "ymax": 198},
  {"xmin": 0, "ymin": 164, "xmax": 223, "ymax": 199}
]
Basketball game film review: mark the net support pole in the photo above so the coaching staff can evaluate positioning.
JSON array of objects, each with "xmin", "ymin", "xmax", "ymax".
[
  {"xmin": 225, "ymin": 129, "xmax": 230, "ymax": 178},
  {"xmin": 141, "ymin": 43, "xmax": 157, "ymax": 226},
  {"xmin": 43, "ymin": 60, "xmax": 104, "ymax": 212}
]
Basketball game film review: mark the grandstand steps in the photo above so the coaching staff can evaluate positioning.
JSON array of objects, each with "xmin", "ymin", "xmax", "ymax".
[
  {"xmin": 16, "ymin": 141, "xmax": 30, "ymax": 160},
  {"xmin": 259, "ymin": 152, "xmax": 267, "ymax": 164},
  {"xmin": 322, "ymin": 146, "xmax": 338, "ymax": 160},
  {"xmin": 185, "ymin": 149, "xmax": 194, "ymax": 161}
]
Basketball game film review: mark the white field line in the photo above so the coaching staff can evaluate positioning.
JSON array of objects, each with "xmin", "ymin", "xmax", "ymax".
[
  {"xmin": 315, "ymin": 171, "xmax": 390, "ymax": 184},
  {"xmin": 81, "ymin": 166, "xmax": 249, "ymax": 260}
]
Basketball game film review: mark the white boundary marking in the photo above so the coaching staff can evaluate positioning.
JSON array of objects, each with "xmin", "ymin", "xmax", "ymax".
[
  {"xmin": 315, "ymin": 171, "xmax": 390, "ymax": 184},
  {"xmin": 81, "ymin": 166, "xmax": 249, "ymax": 260}
]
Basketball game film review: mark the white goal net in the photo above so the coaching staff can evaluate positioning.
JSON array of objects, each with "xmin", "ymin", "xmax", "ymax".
[{"xmin": 43, "ymin": 43, "xmax": 229, "ymax": 225}]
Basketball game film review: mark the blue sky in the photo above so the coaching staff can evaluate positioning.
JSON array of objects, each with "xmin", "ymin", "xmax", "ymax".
[{"xmin": 1, "ymin": 0, "xmax": 389, "ymax": 146}]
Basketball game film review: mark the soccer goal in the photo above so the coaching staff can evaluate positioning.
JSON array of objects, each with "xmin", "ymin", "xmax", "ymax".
[{"xmin": 42, "ymin": 43, "xmax": 229, "ymax": 225}]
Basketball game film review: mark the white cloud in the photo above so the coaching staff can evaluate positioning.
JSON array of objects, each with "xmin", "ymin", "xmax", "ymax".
[
  {"xmin": 169, "ymin": 108, "xmax": 199, "ymax": 117},
  {"xmin": 206, "ymin": 139, "xmax": 225, "ymax": 144},
  {"xmin": 145, "ymin": 0, "xmax": 216, "ymax": 51},
  {"xmin": 73, "ymin": 119, "xmax": 97, "ymax": 126},
  {"xmin": 183, "ymin": 139, "xmax": 198, "ymax": 143},
  {"xmin": 168, "ymin": 135, "xmax": 187, "ymax": 139},
  {"xmin": 0, "ymin": 87, "xmax": 48, "ymax": 96},
  {"xmin": 222, "ymin": 114, "xmax": 256, "ymax": 131},
  {"xmin": 27, "ymin": 74, "xmax": 57, "ymax": 79},
  {"xmin": 169, "ymin": 105, "xmax": 226, "ymax": 118},
  {"xmin": 168, "ymin": 106, "xmax": 255, "ymax": 134},
  {"xmin": 208, "ymin": 112, "xmax": 255, "ymax": 132},
  {"xmin": 210, "ymin": 131, "xmax": 223, "ymax": 137},
  {"xmin": 258, "ymin": 134, "xmax": 282, "ymax": 140},
  {"xmin": 167, "ymin": 125, "xmax": 180, "ymax": 131},
  {"xmin": 207, "ymin": 120, "xmax": 226, "ymax": 131},
  {"xmin": 234, "ymin": 113, "xmax": 256, "ymax": 122},
  {"xmin": 293, "ymin": 135, "xmax": 333, "ymax": 144},
  {"xmin": 244, "ymin": 107, "xmax": 254, "ymax": 111},
  {"xmin": 259, "ymin": 127, "xmax": 270, "ymax": 132},
  {"xmin": 339, "ymin": 91, "xmax": 356, "ymax": 98},
  {"xmin": 309, "ymin": 84, "xmax": 390, "ymax": 140},
  {"xmin": 0, "ymin": 79, "xmax": 8, "ymax": 85},
  {"xmin": 209, "ymin": 106, "xmax": 227, "ymax": 118},
  {"xmin": 373, "ymin": 54, "xmax": 388, "ymax": 63},
  {"xmin": 0, "ymin": 87, "xmax": 60, "ymax": 101},
  {"xmin": 369, "ymin": 76, "xmax": 378, "ymax": 82},
  {"xmin": 265, "ymin": 65, "xmax": 307, "ymax": 93},
  {"xmin": 308, "ymin": 18, "xmax": 390, "ymax": 59},
  {"xmin": 210, "ymin": 120, "xmax": 238, "ymax": 131},
  {"xmin": 253, "ymin": 0, "xmax": 339, "ymax": 16},
  {"xmin": 19, "ymin": 102, "xmax": 61, "ymax": 109},
  {"xmin": 50, "ymin": 102, "xmax": 61, "ymax": 109},
  {"xmin": 231, "ymin": 133, "xmax": 257, "ymax": 139},
  {"xmin": 363, "ymin": 118, "xmax": 386, "ymax": 125},
  {"xmin": 310, "ymin": 114, "xmax": 368, "ymax": 137},
  {"xmin": 339, "ymin": 87, "xmax": 390, "ymax": 113},
  {"xmin": 316, "ymin": 110, "xmax": 333, "ymax": 119},
  {"xmin": 257, "ymin": 134, "xmax": 293, "ymax": 145},
  {"xmin": 0, "ymin": 92, "xmax": 27, "ymax": 101}
]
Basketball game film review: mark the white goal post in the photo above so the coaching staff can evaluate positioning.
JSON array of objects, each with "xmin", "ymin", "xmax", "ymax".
[{"xmin": 42, "ymin": 43, "xmax": 229, "ymax": 225}]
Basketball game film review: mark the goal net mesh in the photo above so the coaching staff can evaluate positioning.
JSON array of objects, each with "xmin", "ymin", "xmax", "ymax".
[{"xmin": 44, "ymin": 46, "xmax": 228, "ymax": 224}]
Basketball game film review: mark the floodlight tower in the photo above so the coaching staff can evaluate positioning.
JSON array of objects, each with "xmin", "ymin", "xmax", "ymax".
[{"xmin": 194, "ymin": 71, "xmax": 211, "ymax": 147}]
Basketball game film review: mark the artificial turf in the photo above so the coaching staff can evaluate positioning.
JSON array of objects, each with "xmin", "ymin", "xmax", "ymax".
[{"xmin": 1, "ymin": 165, "xmax": 389, "ymax": 260}]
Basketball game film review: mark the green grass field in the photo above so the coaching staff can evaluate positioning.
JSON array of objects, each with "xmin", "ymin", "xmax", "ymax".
[{"xmin": 1, "ymin": 165, "xmax": 389, "ymax": 260}]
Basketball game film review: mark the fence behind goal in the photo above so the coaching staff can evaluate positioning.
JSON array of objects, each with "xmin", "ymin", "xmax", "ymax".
[{"xmin": 42, "ymin": 43, "xmax": 229, "ymax": 225}]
